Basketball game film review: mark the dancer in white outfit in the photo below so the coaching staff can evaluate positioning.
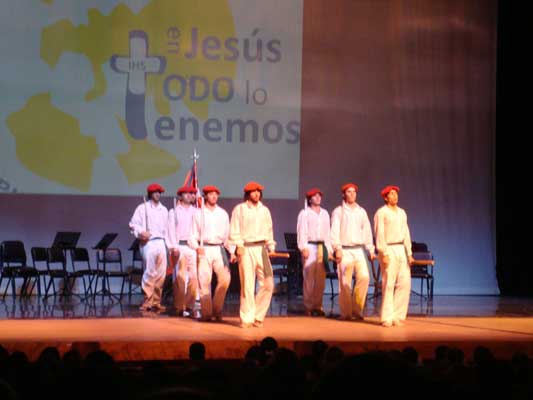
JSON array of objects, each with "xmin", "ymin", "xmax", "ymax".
[
  {"xmin": 330, "ymin": 183, "xmax": 375, "ymax": 320},
  {"xmin": 168, "ymin": 185, "xmax": 198, "ymax": 316},
  {"xmin": 229, "ymin": 181, "xmax": 276, "ymax": 328},
  {"xmin": 297, "ymin": 188, "xmax": 333, "ymax": 316},
  {"xmin": 374, "ymin": 185, "xmax": 414, "ymax": 327},
  {"xmin": 188, "ymin": 185, "xmax": 235, "ymax": 322},
  {"xmin": 129, "ymin": 183, "xmax": 169, "ymax": 312}
]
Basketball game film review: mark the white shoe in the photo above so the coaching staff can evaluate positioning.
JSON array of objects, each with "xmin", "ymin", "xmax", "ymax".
[
  {"xmin": 393, "ymin": 320, "xmax": 405, "ymax": 327},
  {"xmin": 381, "ymin": 321, "xmax": 393, "ymax": 328}
]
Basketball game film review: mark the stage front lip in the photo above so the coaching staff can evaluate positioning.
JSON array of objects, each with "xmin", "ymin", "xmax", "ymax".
[{"xmin": 1, "ymin": 316, "xmax": 532, "ymax": 361}]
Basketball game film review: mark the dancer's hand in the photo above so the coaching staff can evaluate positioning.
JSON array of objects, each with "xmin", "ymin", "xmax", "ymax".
[
  {"xmin": 139, "ymin": 231, "xmax": 151, "ymax": 241},
  {"xmin": 335, "ymin": 249, "xmax": 343, "ymax": 264}
]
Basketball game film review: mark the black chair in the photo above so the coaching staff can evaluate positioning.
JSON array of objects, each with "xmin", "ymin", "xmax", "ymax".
[
  {"xmin": 271, "ymin": 254, "xmax": 290, "ymax": 296},
  {"xmin": 30, "ymin": 246, "xmax": 52, "ymax": 297},
  {"xmin": 95, "ymin": 248, "xmax": 128, "ymax": 300},
  {"xmin": 91, "ymin": 233, "xmax": 119, "ymax": 298},
  {"xmin": 410, "ymin": 241, "xmax": 435, "ymax": 300},
  {"xmin": 325, "ymin": 264, "xmax": 338, "ymax": 301},
  {"xmin": 70, "ymin": 247, "xmax": 100, "ymax": 298},
  {"xmin": 0, "ymin": 241, "xmax": 39, "ymax": 299},
  {"xmin": 44, "ymin": 246, "xmax": 72, "ymax": 298},
  {"xmin": 127, "ymin": 239, "xmax": 144, "ymax": 296},
  {"xmin": 369, "ymin": 255, "xmax": 381, "ymax": 300},
  {"xmin": 283, "ymin": 232, "xmax": 302, "ymax": 297}
]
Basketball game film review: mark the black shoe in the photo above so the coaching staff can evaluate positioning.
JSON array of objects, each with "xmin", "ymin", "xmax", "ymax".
[{"xmin": 152, "ymin": 304, "xmax": 167, "ymax": 312}]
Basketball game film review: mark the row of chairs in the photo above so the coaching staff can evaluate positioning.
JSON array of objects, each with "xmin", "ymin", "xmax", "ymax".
[
  {"xmin": 0, "ymin": 239, "xmax": 144, "ymax": 300},
  {"xmin": 369, "ymin": 241, "xmax": 436, "ymax": 300},
  {"xmin": 278, "ymin": 233, "xmax": 435, "ymax": 300},
  {"xmin": 2, "ymin": 234, "xmax": 435, "ymax": 301}
]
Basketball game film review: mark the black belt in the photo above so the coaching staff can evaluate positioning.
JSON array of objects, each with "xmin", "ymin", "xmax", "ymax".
[
  {"xmin": 308, "ymin": 241, "xmax": 325, "ymax": 245},
  {"xmin": 244, "ymin": 240, "xmax": 265, "ymax": 246},
  {"xmin": 178, "ymin": 240, "xmax": 188, "ymax": 245},
  {"xmin": 387, "ymin": 242, "xmax": 404, "ymax": 245},
  {"xmin": 203, "ymin": 243, "xmax": 223, "ymax": 246},
  {"xmin": 342, "ymin": 244, "xmax": 364, "ymax": 249}
]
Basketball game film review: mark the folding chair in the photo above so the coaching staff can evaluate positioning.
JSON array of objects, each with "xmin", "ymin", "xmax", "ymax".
[
  {"xmin": 0, "ymin": 241, "xmax": 39, "ymax": 299},
  {"xmin": 44, "ymin": 246, "xmax": 72, "ymax": 299},
  {"xmin": 95, "ymin": 248, "xmax": 128, "ymax": 300},
  {"xmin": 70, "ymin": 247, "xmax": 100, "ymax": 299},
  {"xmin": 127, "ymin": 239, "xmax": 144, "ymax": 296},
  {"xmin": 410, "ymin": 241, "xmax": 435, "ymax": 300}
]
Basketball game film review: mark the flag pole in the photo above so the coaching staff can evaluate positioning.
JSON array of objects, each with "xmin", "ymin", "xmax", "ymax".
[{"xmin": 192, "ymin": 148, "xmax": 204, "ymax": 247}]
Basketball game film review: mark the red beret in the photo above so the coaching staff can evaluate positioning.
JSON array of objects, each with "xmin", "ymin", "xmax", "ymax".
[
  {"xmin": 177, "ymin": 185, "xmax": 197, "ymax": 195},
  {"xmin": 147, "ymin": 183, "xmax": 165, "ymax": 193},
  {"xmin": 341, "ymin": 183, "xmax": 359, "ymax": 193},
  {"xmin": 202, "ymin": 185, "xmax": 220, "ymax": 195},
  {"xmin": 243, "ymin": 181, "xmax": 264, "ymax": 192},
  {"xmin": 306, "ymin": 188, "xmax": 323, "ymax": 198},
  {"xmin": 381, "ymin": 185, "xmax": 400, "ymax": 197}
]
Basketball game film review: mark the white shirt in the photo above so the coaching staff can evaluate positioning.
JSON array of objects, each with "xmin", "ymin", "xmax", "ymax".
[
  {"xmin": 229, "ymin": 201, "xmax": 276, "ymax": 252},
  {"xmin": 330, "ymin": 202, "xmax": 375, "ymax": 254},
  {"xmin": 188, "ymin": 205, "xmax": 235, "ymax": 253},
  {"xmin": 296, "ymin": 207, "xmax": 333, "ymax": 254},
  {"xmin": 373, "ymin": 204, "xmax": 412, "ymax": 257},
  {"xmin": 167, "ymin": 203, "xmax": 196, "ymax": 249},
  {"xmin": 129, "ymin": 201, "xmax": 169, "ymax": 246}
]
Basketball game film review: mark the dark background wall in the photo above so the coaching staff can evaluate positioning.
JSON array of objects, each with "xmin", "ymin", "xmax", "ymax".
[{"xmin": 495, "ymin": 0, "xmax": 532, "ymax": 295}]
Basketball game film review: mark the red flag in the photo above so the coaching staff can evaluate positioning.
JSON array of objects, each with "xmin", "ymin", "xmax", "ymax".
[{"xmin": 183, "ymin": 150, "xmax": 202, "ymax": 208}]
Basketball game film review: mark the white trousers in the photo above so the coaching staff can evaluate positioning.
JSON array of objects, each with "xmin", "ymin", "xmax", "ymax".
[
  {"xmin": 141, "ymin": 239, "xmax": 167, "ymax": 306},
  {"xmin": 380, "ymin": 244, "xmax": 411, "ymax": 323},
  {"xmin": 238, "ymin": 245, "xmax": 273, "ymax": 324},
  {"xmin": 338, "ymin": 247, "xmax": 370, "ymax": 319},
  {"xmin": 303, "ymin": 244, "xmax": 326, "ymax": 311},
  {"xmin": 197, "ymin": 246, "xmax": 231, "ymax": 318},
  {"xmin": 172, "ymin": 244, "xmax": 198, "ymax": 311}
]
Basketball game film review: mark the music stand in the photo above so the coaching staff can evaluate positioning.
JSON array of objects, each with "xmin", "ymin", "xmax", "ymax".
[
  {"xmin": 93, "ymin": 233, "xmax": 118, "ymax": 251},
  {"xmin": 51, "ymin": 231, "xmax": 81, "ymax": 250},
  {"xmin": 128, "ymin": 238, "xmax": 140, "ymax": 251}
]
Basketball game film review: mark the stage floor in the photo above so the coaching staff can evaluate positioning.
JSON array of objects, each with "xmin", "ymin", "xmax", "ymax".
[{"xmin": 1, "ymin": 295, "xmax": 532, "ymax": 361}]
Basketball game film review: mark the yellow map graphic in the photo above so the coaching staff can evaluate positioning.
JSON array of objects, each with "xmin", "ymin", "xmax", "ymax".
[
  {"xmin": 41, "ymin": 0, "xmax": 236, "ymax": 120},
  {"xmin": 29, "ymin": 0, "xmax": 236, "ymax": 190},
  {"xmin": 6, "ymin": 93, "xmax": 99, "ymax": 192},
  {"xmin": 115, "ymin": 116, "xmax": 180, "ymax": 184}
]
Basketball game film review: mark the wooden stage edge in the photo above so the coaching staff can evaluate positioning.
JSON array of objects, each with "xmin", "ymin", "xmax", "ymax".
[{"xmin": 1, "ymin": 316, "xmax": 533, "ymax": 361}]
